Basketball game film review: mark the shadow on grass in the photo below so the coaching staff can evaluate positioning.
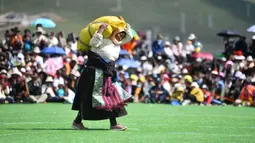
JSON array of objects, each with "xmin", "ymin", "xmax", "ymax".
[{"xmin": 2, "ymin": 128, "xmax": 109, "ymax": 131}]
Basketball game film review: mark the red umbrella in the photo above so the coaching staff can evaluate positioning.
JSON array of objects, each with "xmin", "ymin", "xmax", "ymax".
[{"xmin": 191, "ymin": 52, "xmax": 214, "ymax": 61}]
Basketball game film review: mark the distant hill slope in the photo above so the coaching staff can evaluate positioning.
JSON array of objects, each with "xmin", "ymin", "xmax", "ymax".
[{"xmin": 1, "ymin": 0, "xmax": 255, "ymax": 53}]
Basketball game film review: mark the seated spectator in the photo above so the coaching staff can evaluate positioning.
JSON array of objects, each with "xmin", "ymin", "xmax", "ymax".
[
  {"xmin": 149, "ymin": 80, "xmax": 168, "ymax": 103},
  {"xmin": 32, "ymin": 47, "xmax": 44, "ymax": 66},
  {"xmin": 183, "ymin": 82, "xmax": 204, "ymax": 105},
  {"xmin": 27, "ymin": 74, "xmax": 47, "ymax": 103},
  {"xmin": 235, "ymin": 80, "xmax": 255, "ymax": 106},
  {"xmin": 67, "ymin": 70, "xmax": 80, "ymax": 92},
  {"xmin": 9, "ymin": 68, "xmax": 31, "ymax": 103},
  {"xmin": 170, "ymin": 86, "xmax": 184, "ymax": 106},
  {"xmin": 0, "ymin": 72, "xmax": 14, "ymax": 104}
]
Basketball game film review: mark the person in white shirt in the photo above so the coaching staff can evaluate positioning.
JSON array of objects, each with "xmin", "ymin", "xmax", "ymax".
[
  {"xmin": 33, "ymin": 29, "xmax": 48, "ymax": 49},
  {"xmin": 163, "ymin": 41, "xmax": 175, "ymax": 62},
  {"xmin": 48, "ymin": 32, "xmax": 59, "ymax": 47},
  {"xmin": 171, "ymin": 36, "xmax": 184, "ymax": 63},
  {"xmin": 32, "ymin": 47, "xmax": 44, "ymax": 66}
]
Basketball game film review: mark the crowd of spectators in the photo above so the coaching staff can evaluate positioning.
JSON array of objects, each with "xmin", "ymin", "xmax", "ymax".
[{"xmin": 0, "ymin": 24, "xmax": 254, "ymax": 107}]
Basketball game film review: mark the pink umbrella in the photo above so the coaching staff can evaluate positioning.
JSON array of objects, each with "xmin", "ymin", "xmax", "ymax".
[
  {"xmin": 191, "ymin": 52, "xmax": 214, "ymax": 61},
  {"xmin": 43, "ymin": 57, "xmax": 64, "ymax": 76}
]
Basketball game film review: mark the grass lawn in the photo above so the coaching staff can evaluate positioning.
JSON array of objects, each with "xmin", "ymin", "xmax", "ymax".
[{"xmin": 0, "ymin": 103, "xmax": 255, "ymax": 143}]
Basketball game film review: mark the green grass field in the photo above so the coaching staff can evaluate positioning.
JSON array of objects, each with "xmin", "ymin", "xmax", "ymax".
[{"xmin": 0, "ymin": 103, "xmax": 255, "ymax": 143}]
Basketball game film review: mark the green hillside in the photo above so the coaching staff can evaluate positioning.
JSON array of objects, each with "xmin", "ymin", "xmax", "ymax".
[{"xmin": 1, "ymin": 0, "xmax": 255, "ymax": 53}]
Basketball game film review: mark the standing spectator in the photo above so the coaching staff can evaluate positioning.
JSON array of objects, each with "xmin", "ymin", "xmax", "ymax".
[
  {"xmin": 48, "ymin": 32, "xmax": 59, "ymax": 47},
  {"xmin": 163, "ymin": 41, "xmax": 175, "ymax": 64},
  {"xmin": 188, "ymin": 33, "xmax": 203, "ymax": 53},
  {"xmin": 23, "ymin": 35, "xmax": 33, "ymax": 53},
  {"xmin": 34, "ymin": 29, "xmax": 48, "ymax": 50},
  {"xmin": 152, "ymin": 34, "xmax": 164, "ymax": 57},
  {"xmin": 10, "ymin": 27, "xmax": 24, "ymax": 54},
  {"xmin": 250, "ymin": 36, "xmax": 255, "ymax": 58},
  {"xmin": 172, "ymin": 36, "xmax": 184, "ymax": 63},
  {"xmin": 57, "ymin": 31, "xmax": 67, "ymax": 48},
  {"xmin": 235, "ymin": 36, "xmax": 248, "ymax": 56},
  {"xmin": 1, "ymin": 30, "xmax": 11, "ymax": 52}
]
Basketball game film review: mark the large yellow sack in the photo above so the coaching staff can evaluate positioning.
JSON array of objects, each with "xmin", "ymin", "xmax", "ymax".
[
  {"xmin": 92, "ymin": 16, "xmax": 126, "ymax": 31},
  {"xmin": 77, "ymin": 16, "xmax": 126, "ymax": 52}
]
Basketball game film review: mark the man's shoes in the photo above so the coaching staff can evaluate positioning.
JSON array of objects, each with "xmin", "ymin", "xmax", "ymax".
[
  {"xmin": 72, "ymin": 121, "xmax": 88, "ymax": 130},
  {"xmin": 110, "ymin": 124, "xmax": 127, "ymax": 131}
]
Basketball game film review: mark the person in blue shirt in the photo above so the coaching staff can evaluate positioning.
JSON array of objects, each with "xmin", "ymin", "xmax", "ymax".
[{"xmin": 152, "ymin": 34, "xmax": 165, "ymax": 57}]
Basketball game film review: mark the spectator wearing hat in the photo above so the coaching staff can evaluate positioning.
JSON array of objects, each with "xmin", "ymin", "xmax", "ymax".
[
  {"xmin": 152, "ymin": 33, "xmax": 165, "ymax": 57},
  {"xmin": 184, "ymin": 40, "xmax": 195, "ymax": 61},
  {"xmin": 170, "ymin": 85, "xmax": 184, "ymax": 105},
  {"xmin": 32, "ymin": 47, "xmax": 44, "ymax": 66},
  {"xmin": 163, "ymin": 41, "xmax": 175, "ymax": 64},
  {"xmin": 187, "ymin": 82, "xmax": 204, "ymax": 105},
  {"xmin": 34, "ymin": 28, "xmax": 48, "ymax": 49},
  {"xmin": 141, "ymin": 57, "xmax": 153, "ymax": 75},
  {"xmin": 14, "ymin": 53, "xmax": 25, "ymax": 67},
  {"xmin": 10, "ymin": 27, "xmax": 23, "ymax": 53},
  {"xmin": 0, "ymin": 70, "xmax": 13, "ymax": 104},
  {"xmin": 227, "ymin": 71, "xmax": 245, "ymax": 102},
  {"xmin": 188, "ymin": 33, "xmax": 203, "ymax": 53},
  {"xmin": 172, "ymin": 36, "xmax": 184, "ymax": 63},
  {"xmin": 41, "ymin": 76, "xmax": 56, "ymax": 101},
  {"xmin": 9, "ymin": 68, "xmax": 30, "ymax": 103}
]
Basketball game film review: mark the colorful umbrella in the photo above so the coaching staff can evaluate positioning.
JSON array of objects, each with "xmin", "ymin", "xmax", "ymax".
[
  {"xmin": 41, "ymin": 46, "xmax": 66, "ymax": 55},
  {"xmin": 120, "ymin": 49, "xmax": 130, "ymax": 55},
  {"xmin": 247, "ymin": 25, "xmax": 255, "ymax": 33},
  {"xmin": 131, "ymin": 28, "xmax": 140, "ymax": 40},
  {"xmin": 32, "ymin": 18, "xmax": 56, "ymax": 28},
  {"xmin": 116, "ymin": 58, "xmax": 141, "ymax": 68},
  {"xmin": 217, "ymin": 30, "xmax": 242, "ymax": 37},
  {"xmin": 191, "ymin": 52, "xmax": 214, "ymax": 61},
  {"xmin": 43, "ymin": 57, "xmax": 64, "ymax": 76}
]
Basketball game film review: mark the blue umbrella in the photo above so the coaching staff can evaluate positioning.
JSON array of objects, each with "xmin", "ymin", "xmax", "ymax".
[
  {"xmin": 32, "ymin": 18, "xmax": 56, "ymax": 28},
  {"xmin": 41, "ymin": 46, "xmax": 66, "ymax": 55},
  {"xmin": 120, "ymin": 49, "xmax": 130, "ymax": 55},
  {"xmin": 116, "ymin": 58, "xmax": 141, "ymax": 68}
]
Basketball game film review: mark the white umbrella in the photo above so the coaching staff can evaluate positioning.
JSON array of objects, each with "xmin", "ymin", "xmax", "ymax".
[{"xmin": 247, "ymin": 25, "xmax": 255, "ymax": 32}]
